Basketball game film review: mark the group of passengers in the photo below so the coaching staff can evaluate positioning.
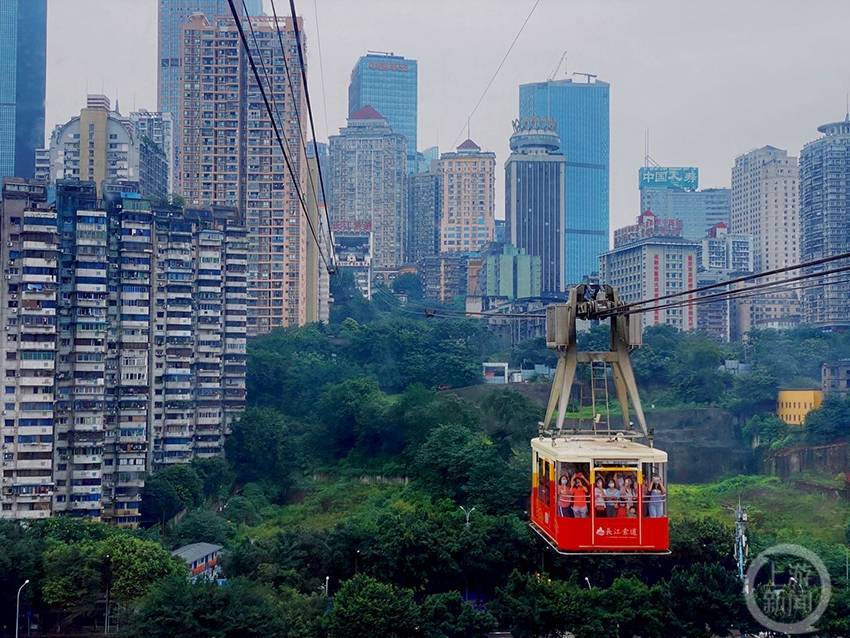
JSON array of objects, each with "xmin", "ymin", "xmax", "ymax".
[{"xmin": 556, "ymin": 471, "xmax": 666, "ymax": 518}]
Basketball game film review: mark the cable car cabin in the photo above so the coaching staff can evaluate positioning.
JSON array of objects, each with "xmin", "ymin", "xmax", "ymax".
[{"xmin": 530, "ymin": 435, "xmax": 669, "ymax": 554}]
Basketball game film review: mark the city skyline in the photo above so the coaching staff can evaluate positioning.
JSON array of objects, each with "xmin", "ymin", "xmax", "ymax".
[{"xmin": 44, "ymin": 0, "xmax": 850, "ymax": 231}]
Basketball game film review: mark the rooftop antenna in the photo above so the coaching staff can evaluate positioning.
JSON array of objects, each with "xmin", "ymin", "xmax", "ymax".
[
  {"xmin": 572, "ymin": 71, "xmax": 597, "ymax": 83},
  {"xmin": 548, "ymin": 51, "xmax": 568, "ymax": 81},
  {"xmin": 643, "ymin": 129, "xmax": 660, "ymax": 167}
]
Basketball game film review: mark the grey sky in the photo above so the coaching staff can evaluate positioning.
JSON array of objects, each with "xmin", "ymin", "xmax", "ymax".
[{"xmin": 46, "ymin": 0, "xmax": 850, "ymax": 230}]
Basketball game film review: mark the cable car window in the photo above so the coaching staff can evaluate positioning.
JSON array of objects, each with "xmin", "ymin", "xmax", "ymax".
[
  {"xmin": 643, "ymin": 462, "xmax": 667, "ymax": 518},
  {"xmin": 556, "ymin": 462, "xmax": 589, "ymax": 518},
  {"xmin": 537, "ymin": 456, "xmax": 550, "ymax": 506},
  {"xmin": 595, "ymin": 469, "xmax": 639, "ymax": 518}
]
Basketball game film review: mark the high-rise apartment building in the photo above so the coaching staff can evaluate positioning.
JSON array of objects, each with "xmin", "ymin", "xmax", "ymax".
[
  {"xmin": 800, "ymin": 116, "xmax": 850, "ymax": 329},
  {"xmin": 348, "ymin": 53, "xmax": 418, "ymax": 172},
  {"xmin": 180, "ymin": 13, "xmax": 308, "ymax": 334},
  {"xmin": 731, "ymin": 146, "xmax": 800, "ymax": 329},
  {"xmin": 157, "ymin": 0, "xmax": 262, "ymax": 187},
  {"xmin": 304, "ymin": 146, "xmax": 332, "ymax": 323},
  {"xmin": 600, "ymin": 213, "xmax": 699, "ymax": 331},
  {"xmin": 439, "ymin": 139, "xmax": 495, "ymax": 254},
  {"xmin": 329, "ymin": 106, "xmax": 407, "ymax": 270},
  {"xmin": 479, "ymin": 243, "xmax": 542, "ymax": 300},
  {"xmin": 613, "ymin": 210, "xmax": 683, "ymax": 247},
  {"xmin": 519, "ymin": 77, "xmax": 609, "ymax": 283},
  {"xmin": 699, "ymin": 222, "xmax": 753, "ymax": 273},
  {"xmin": 130, "ymin": 110, "xmax": 175, "ymax": 196},
  {"xmin": 638, "ymin": 167, "xmax": 730, "ymax": 241},
  {"xmin": 0, "ymin": 179, "xmax": 56, "ymax": 520},
  {"xmin": 406, "ymin": 169, "xmax": 440, "ymax": 264},
  {"xmin": 41, "ymin": 95, "xmax": 168, "ymax": 200},
  {"xmin": 504, "ymin": 117, "xmax": 566, "ymax": 293},
  {"xmin": 0, "ymin": 178, "xmax": 246, "ymax": 525},
  {"xmin": 695, "ymin": 223, "xmax": 753, "ymax": 342},
  {"xmin": 0, "ymin": 0, "xmax": 46, "ymax": 180}
]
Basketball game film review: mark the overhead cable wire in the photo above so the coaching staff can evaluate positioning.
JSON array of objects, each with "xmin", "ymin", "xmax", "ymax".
[
  {"xmin": 617, "ymin": 250, "xmax": 850, "ymax": 313},
  {"xmin": 226, "ymin": 0, "xmax": 332, "ymax": 273},
  {"xmin": 450, "ymin": 0, "xmax": 542, "ymax": 148},
  {"xmin": 284, "ymin": 0, "xmax": 335, "ymax": 270},
  {"xmin": 267, "ymin": 0, "xmax": 336, "ymax": 269}
]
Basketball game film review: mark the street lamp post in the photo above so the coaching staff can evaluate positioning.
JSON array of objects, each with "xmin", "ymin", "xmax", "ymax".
[
  {"xmin": 584, "ymin": 576, "xmax": 592, "ymax": 590},
  {"xmin": 15, "ymin": 579, "xmax": 29, "ymax": 638},
  {"xmin": 460, "ymin": 506, "xmax": 475, "ymax": 528}
]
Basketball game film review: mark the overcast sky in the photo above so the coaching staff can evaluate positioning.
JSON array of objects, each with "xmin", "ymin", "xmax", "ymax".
[{"xmin": 46, "ymin": 0, "xmax": 850, "ymax": 229}]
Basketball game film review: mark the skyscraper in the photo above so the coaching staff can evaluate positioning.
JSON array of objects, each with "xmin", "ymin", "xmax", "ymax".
[
  {"xmin": 519, "ymin": 77, "xmax": 609, "ymax": 283},
  {"xmin": 157, "ymin": 0, "xmax": 263, "ymax": 192},
  {"xmin": 406, "ymin": 169, "xmax": 440, "ymax": 265},
  {"xmin": 41, "ymin": 95, "xmax": 169, "ymax": 201},
  {"xmin": 130, "ymin": 109, "xmax": 175, "ymax": 196},
  {"xmin": 180, "ymin": 13, "xmax": 308, "ymax": 334},
  {"xmin": 800, "ymin": 116, "xmax": 850, "ymax": 329},
  {"xmin": 638, "ymin": 167, "xmax": 731, "ymax": 241},
  {"xmin": 505, "ymin": 117, "xmax": 566, "ymax": 293},
  {"xmin": 0, "ymin": 0, "xmax": 46, "ymax": 180},
  {"xmin": 0, "ymin": 179, "xmax": 56, "ymax": 520},
  {"xmin": 439, "ymin": 139, "xmax": 496, "ymax": 254},
  {"xmin": 731, "ymin": 146, "xmax": 800, "ymax": 329},
  {"xmin": 329, "ymin": 106, "xmax": 407, "ymax": 271},
  {"xmin": 348, "ymin": 53, "xmax": 418, "ymax": 172}
]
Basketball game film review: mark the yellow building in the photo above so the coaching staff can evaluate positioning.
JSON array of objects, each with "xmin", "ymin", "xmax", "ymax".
[{"xmin": 776, "ymin": 389, "xmax": 824, "ymax": 426}]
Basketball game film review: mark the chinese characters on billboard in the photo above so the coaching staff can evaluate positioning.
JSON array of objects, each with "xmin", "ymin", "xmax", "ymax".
[{"xmin": 639, "ymin": 166, "xmax": 699, "ymax": 190}]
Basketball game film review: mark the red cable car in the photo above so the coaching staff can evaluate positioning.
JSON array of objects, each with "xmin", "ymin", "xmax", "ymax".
[{"xmin": 529, "ymin": 285, "xmax": 670, "ymax": 554}]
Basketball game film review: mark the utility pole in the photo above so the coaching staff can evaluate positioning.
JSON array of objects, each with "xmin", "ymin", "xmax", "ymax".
[{"xmin": 732, "ymin": 498, "xmax": 749, "ymax": 593}]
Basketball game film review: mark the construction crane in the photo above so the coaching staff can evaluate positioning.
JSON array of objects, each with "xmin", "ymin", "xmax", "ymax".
[{"xmin": 548, "ymin": 51, "xmax": 568, "ymax": 80}]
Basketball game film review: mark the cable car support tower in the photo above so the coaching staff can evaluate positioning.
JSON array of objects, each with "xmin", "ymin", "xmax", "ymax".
[{"xmin": 541, "ymin": 284, "xmax": 649, "ymax": 440}]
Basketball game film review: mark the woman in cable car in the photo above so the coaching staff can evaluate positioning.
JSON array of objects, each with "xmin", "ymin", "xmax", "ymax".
[{"xmin": 529, "ymin": 286, "xmax": 670, "ymax": 554}]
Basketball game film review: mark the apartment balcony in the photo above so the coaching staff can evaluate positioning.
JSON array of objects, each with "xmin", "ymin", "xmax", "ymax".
[
  {"xmin": 18, "ymin": 338, "xmax": 56, "ymax": 350},
  {"xmin": 21, "ymin": 240, "xmax": 56, "ymax": 251},
  {"xmin": 12, "ymin": 457, "xmax": 52, "ymax": 472}
]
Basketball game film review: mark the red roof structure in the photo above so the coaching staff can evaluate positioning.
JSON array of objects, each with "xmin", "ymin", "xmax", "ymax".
[{"xmin": 349, "ymin": 105, "xmax": 384, "ymax": 120}]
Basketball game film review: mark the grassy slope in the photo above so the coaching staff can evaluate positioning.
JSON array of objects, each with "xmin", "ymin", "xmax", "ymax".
[{"xmin": 669, "ymin": 475, "xmax": 848, "ymax": 545}]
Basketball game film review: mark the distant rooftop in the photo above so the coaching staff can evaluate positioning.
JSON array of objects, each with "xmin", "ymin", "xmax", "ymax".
[
  {"xmin": 172, "ymin": 542, "xmax": 222, "ymax": 565},
  {"xmin": 349, "ymin": 105, "xmax": 385, "ymax": 121},
  {"xmin": 457, "ymin": 139, "xmax": 481, "ymax": 151}
]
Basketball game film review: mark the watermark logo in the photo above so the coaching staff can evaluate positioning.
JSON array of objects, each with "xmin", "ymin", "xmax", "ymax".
[{"xmin": 744, "ymin": 543, "xmax": 831, "ymax": 634}]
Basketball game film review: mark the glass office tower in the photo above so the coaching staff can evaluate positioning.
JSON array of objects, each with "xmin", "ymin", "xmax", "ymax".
[
  {"xmin": 348, "ymin": 53, "xmax": 418, "ymax": 172},
  {"xmin": 0, "ymin": 0, "xmax": 47, "ymax": 180},
  {"xmin": 519, "ymin": 78, "xmax": 609, "ymax": 284}
]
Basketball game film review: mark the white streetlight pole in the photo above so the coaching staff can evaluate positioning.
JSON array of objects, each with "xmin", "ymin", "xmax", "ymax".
[
  {"xmin": 584, "ymin": 576, "xmax": 592, "ymax": 590},
  {"xmin": 15, "ymin": 579, "xmax": 30, "ymax": 638},
  {"xmin": 460, "ymin": 506, "xmax": 476, "ymax": 528}
]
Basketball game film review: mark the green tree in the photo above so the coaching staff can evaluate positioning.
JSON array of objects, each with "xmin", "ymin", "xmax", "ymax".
[
  {"xmin": 141, "ymin": 475, "xmax": 184, "ymax": 527},
  {"xmin": 667, "ymin": 563, "xmax": 746, "ymax": 638},
  {"xmin": 742, "ymin": 414, "xmax": 793, "ymax": 450},
  {"xmin": 491, "ymin": 570, "xmax": 572, "ymax": 638},
  {"xmin": 420, "ymin": 591, "xmax": 496, "ymax": 638},
  {"xmin": 192, "ymin": 456, "xmax": 235, "ymax": 500},
  {"xmin": 804, "ymin": 396, "xmax": 850, "ymax": 444},
  {"xmin": 392, "ymin": 273, "xmax": 425, "ymax": 300},
  {"xmin": 330, "ymin": 270, "xmax": 376, "ymax": 324},
  {"xmin": 169, "ymin": 510, "xmax": 235, "ymax": 547},
  {"xmin": 328, "ymin": 575, "xmax": 421, "ymax": 638},
  {"xmin": 225, "ymin": 407, "xmax": 296, "ymax": 492}
]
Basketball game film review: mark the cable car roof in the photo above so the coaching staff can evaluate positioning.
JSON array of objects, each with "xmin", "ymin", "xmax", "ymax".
[{"xmin": 531, "ymin": 435, "xmax": 668, "ymax": 463}]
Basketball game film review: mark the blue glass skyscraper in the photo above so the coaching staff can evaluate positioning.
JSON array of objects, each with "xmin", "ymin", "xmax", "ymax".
[
  {"xmin": 0, "ymin": 0, "xmax": 46, "ymax": 180},
  {"xmin": 519, "ymin": 78, "xmax": 610, "ymax": 283},
  {"xmin": 348, "ymin": 53, "xmax": 418, "ymax": 172}
]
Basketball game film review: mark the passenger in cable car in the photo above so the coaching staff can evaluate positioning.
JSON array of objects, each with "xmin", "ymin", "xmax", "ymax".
[
  {"xmin": 604, "ymin": 478, "xmax": 619, "ymax": 518},
  {"xmin": 646, "ymin": 475, "xmax": 666, "ymax": 518},
  {"xmin": 621, "ymin": 475, "xmax": 637, "ymax": 518},
  {"xmin": 570, "ymin": 474, "xmax": 590, "ymax": 518},
  {"xmin": 593, "ymin": 477, "xmax": 606, "ymax": 517},
  {"xmin": 557, "ymin": 474, "xmax": 571, "ymax": 517}
]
